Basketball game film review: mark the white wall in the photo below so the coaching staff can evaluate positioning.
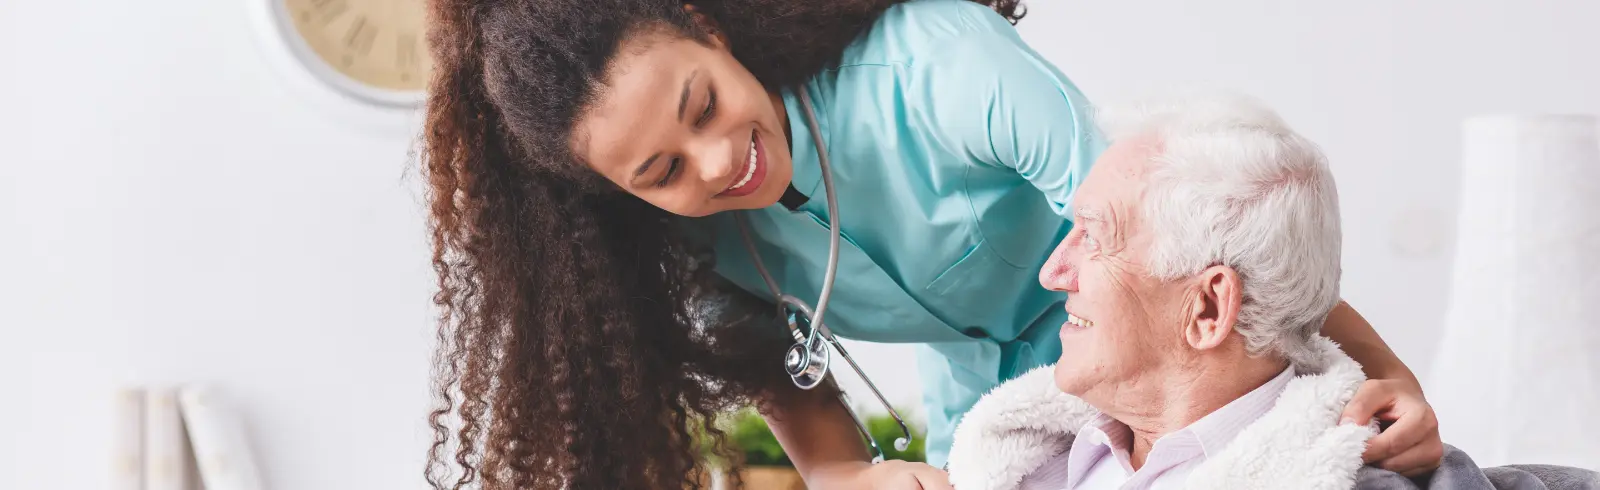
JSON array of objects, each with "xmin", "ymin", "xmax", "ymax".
[
  {"xmin": 3, "ymin": 1, "xmax": 1597, "ymax": 489},
  {"xmin": 1, "ymin": 2, "xmax": 436, "ymax": 489}
]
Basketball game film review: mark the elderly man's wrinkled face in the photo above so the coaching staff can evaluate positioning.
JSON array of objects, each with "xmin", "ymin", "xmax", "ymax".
[{"xmin": 1040, "ymin": 136, "xmax": 1194, "ymax": 398}]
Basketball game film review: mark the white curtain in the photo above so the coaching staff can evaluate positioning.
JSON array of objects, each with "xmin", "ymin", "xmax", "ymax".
[{"xmin": 1428, "ymin": 115, "xmax": 1600, "ymax": 470}]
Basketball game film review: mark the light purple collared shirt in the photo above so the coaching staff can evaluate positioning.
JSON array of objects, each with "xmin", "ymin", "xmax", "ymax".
[{"xmin": 1020, "ymin": 366, "xmax": 1297, "ymax": 490}]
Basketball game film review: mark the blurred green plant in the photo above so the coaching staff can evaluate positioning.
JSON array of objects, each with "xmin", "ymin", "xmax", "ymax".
[
  {"xmin": 867, "ymin": 412, "xmax": 926, "ymax": 463},
  {"xmin": 697, "ymin": 406, "xmax": 926, "ymax": 468}
]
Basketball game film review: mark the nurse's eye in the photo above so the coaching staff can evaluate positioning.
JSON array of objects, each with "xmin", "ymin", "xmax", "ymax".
[
  {"xmin": 695, "ymin": 87, "xmax": 717, "ymax": 127},
  {"xmin": 655, "ymin": 157, "xmax": 680, "ymax": 187}
]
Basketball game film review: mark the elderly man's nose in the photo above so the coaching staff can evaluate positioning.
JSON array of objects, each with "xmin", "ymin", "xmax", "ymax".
[{"xmin": 1040, "ymin": 241, "xmax": 1078, "ymax": 292}]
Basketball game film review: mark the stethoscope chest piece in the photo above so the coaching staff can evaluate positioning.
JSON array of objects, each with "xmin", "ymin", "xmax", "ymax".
[{"xmin": 782, "ymin": 307, "xmax": 831, "ymax": 390}]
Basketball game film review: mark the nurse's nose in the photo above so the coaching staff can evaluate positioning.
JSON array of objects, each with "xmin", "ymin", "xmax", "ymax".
[
  {"xmin": 686, "ymin": 135, "xmax": 737, "ymax": 188},
  {"xmin": 1039, "ymin": 237, "xmax": 1079, "ymax": 292}
]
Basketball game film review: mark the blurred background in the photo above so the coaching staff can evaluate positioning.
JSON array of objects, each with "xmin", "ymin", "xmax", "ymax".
[{"xmin": 3, "ymin": 1, "xmax": 1596, "ymax": 489}]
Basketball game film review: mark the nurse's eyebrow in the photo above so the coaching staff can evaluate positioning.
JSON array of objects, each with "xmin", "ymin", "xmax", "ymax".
[
  {"xmin": 634, "ymin": 154, "xmax": 660, "ymax": 179},
  {"xmin": 677, "ymin": 70, "xmax": 700, "ymax": 121},
  {"xmin": 636, "ymin": 70, "xmax": 702, "ymax": 181}
]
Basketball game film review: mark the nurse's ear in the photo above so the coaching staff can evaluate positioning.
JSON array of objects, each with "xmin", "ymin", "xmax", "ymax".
[{"xmin": 682, "ymin": 4, "xmax": 730, "ymax": 50}]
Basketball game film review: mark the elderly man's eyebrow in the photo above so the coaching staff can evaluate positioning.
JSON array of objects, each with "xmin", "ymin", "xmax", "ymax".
[
  {"xmin": 1074, "ymin": 208, "xmax": 1105, "ymax": 223},
  {"xmin": 1075, "ymin": 207, "xmax": 1122, "ymax": 245}
]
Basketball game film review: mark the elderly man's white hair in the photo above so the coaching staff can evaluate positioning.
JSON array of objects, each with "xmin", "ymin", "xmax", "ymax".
[{"xmin": 1095, "ymin": 92, "xmax": 1343, "ymax": 367}]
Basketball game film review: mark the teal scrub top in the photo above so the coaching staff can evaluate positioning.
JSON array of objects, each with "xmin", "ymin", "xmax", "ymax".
[{"xmin": 688, "ymin": 0, "xmax": 1103, "ymax": 467}]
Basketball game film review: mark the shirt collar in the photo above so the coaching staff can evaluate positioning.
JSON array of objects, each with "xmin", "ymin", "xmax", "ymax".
[
  {"xmin": 1185, "ymin": 365, "xmax": 1296, "ymax": 457},
  {"xmin": 780, "ymin": 83, "xmax": 828, "ymax": 206},
  {"xmin": 1062, "ymin": 365, "xmax": 1297, "ymax": 487},
  {"xmin": 1064, "ymin": 414, "xmax": 1131, "ymax": 488}
]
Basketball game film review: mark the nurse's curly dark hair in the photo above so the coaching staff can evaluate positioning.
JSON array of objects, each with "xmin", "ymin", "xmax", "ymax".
[{"xmin": 420, "ymin": 1, "xmax": 1025, "ymax": 489}]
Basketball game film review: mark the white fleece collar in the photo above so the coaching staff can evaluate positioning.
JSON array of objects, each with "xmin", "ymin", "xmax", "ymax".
[{"xmin": 945, "ymin": 336, "xmax": 1378, "ymax": 490}]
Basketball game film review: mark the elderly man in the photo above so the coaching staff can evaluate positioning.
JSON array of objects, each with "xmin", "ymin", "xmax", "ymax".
[{"xmin": 943, "ymin": 94, "xmax": 1599, "ymax": 490}]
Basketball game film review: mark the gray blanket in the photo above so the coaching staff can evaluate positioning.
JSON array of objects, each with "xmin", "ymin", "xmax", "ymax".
[{"xmin": 1358, "ymin": 445, "xmax": 1600, "ymax": 489}]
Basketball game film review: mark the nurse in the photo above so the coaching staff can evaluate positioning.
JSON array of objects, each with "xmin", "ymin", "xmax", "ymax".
[{"xmin": 419, "ymin": 0, "xmax": 1443, "ymax": 488}]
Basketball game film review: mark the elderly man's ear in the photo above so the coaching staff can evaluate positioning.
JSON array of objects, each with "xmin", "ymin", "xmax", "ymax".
[{"xmin": 1185, "ymin": 266, "xmax": 1244, "ymax": 350}]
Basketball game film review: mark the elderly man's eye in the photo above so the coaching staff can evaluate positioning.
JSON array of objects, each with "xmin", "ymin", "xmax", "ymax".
[{"xmin": 1082, "ymin": 231, "xmax": 1100, "ymax": 251}]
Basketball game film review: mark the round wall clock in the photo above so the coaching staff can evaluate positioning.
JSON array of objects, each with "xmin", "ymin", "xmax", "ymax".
[{"xmin": 255, "ymin": 0, "xmax": 433, "ymax": 109}]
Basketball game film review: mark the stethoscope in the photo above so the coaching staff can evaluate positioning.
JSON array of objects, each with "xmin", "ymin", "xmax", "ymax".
[{"xmin": 732, "ymin": 86, "xmax": 913, "ymax": 464}]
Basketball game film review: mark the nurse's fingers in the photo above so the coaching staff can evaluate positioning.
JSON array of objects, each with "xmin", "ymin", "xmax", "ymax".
[
  {"xmin": 1379, "ymin": 426, "xmax": 1445, "ymax": 477},
  {"xmin": 870, "ymin": 460, "xmax": 950, "ymax": 490},
  {"xmin": 910, "ymin": 464, "xmax": 955, "ymax": 490},
  {"xmin": 1355, "ymin": 387, "xmax": 1439, "ymax": 467}
]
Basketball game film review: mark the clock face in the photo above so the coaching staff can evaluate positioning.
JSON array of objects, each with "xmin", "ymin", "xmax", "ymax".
[{"xmin": 281, "ymin": 0, "xmax": 432, "ymax": 94}]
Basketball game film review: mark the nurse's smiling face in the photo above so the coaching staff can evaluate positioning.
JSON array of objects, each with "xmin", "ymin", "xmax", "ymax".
[{"xmin": 574, "ymin": 24, "xmax": 795, "ymax": 218}]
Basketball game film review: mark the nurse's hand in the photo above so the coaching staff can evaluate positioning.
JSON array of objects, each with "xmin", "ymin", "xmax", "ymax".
[
  {"xmin": 1341, "ymin": 378, "xmax": 1444, "ymax": 477},
  {"xmin": 808, "ymin": 460, "xmax": 953, "ymax": 490}
]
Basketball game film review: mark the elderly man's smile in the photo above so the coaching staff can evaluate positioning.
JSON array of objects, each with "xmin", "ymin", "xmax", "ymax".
[{"xmin": 1064, "ymin": 310, "xmax": 1095, "ymax": 330}]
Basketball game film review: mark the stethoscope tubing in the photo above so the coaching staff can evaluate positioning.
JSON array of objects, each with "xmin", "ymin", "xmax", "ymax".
[
  {"xmin": 800, "ymin": 87, "xmax": 842, "ymax": 346},
  {"xmin": 731, "ymin": 86, "xmax": 913, "ymax": 462}
]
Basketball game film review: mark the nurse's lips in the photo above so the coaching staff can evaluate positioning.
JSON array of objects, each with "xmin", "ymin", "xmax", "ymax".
[{"xmin": 719, "ymin": 130, "xmax": 766, "ymax": 198}]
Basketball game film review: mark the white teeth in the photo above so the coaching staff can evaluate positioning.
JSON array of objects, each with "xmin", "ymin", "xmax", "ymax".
[
  {"xmin": 1066, "ymin": 312, "xmax": 1095, "ymax": 328},
  {"xmin": 727, "ymin": 138, "xmax": 759, "ymax": 192}
]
